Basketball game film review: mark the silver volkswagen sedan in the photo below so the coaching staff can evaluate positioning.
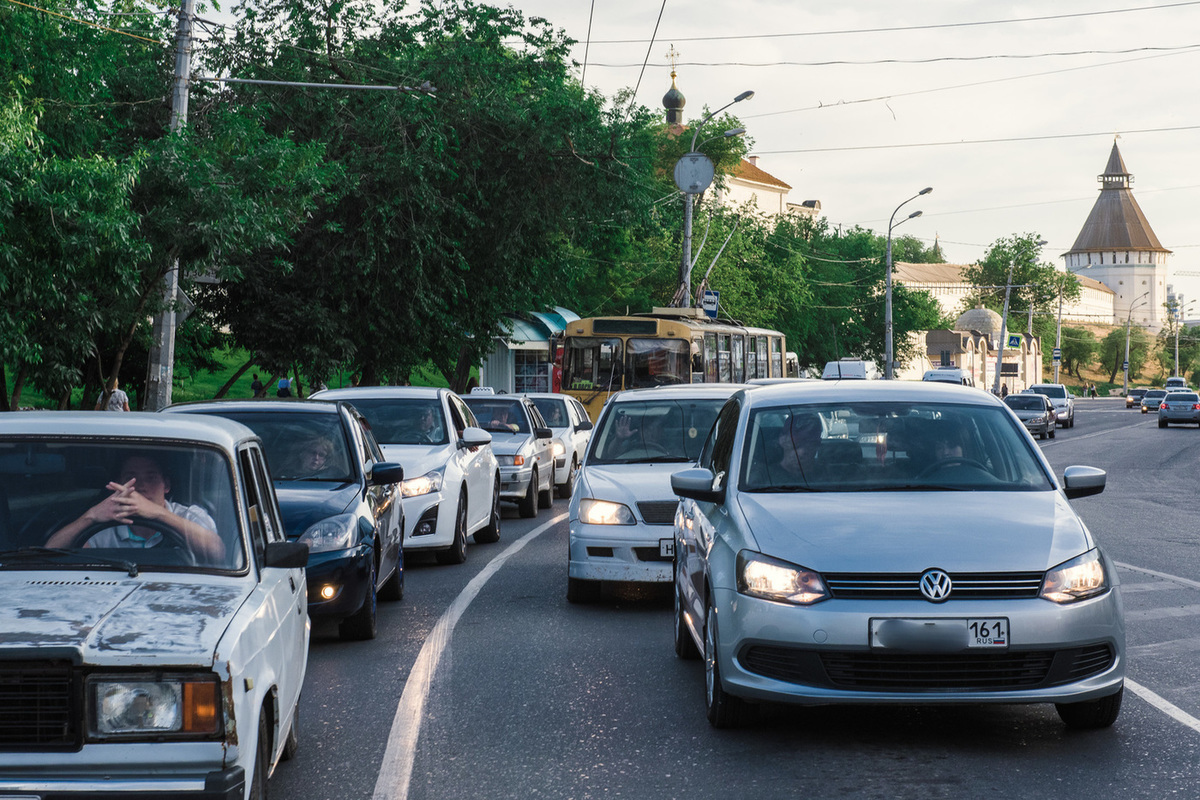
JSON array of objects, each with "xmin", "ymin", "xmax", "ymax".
[{"xmin": 671, "ymin": 381, "xmax": 1124, "ymax": 729}]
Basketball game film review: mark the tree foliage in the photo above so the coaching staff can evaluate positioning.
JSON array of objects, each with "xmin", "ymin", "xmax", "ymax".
[{"xmin": 1099, "ymin": 326, "xmax": 1151, "ymax": 384}]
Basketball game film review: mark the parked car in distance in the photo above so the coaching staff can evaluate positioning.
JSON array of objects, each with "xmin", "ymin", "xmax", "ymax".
[
  {"xmin": 166, "ymin": 400, "xmax": 404, "ymax": 640},
  {"xmin": 1141, "ymin": 388, "xmax": 1169, "ymax": 414},
  {"xmin": 1126, "ymin": 387, "xmax": 1148, "ymax": 409},
  {"xmin": 1027, "ymin": 383, "xmax": 1075, "ymax": 427},
  {"xmin": 1004, "ymin": 392, "xmax": 1057, "ymax": 439},
  {"xmin": 923, "ymin": 367, "xmax": 975, "ymax": 387},
  {"xmin": 311, "ymin": 386, "xmax": 501, "ymax": 564},
  {"xmin": 0, "ymin": 412, "xmax": 310, "ymax": 798},
  {"xmin": 567, "ymin": 384, "xmax": 744, "ymax": 603},
  {"xmin": 1165, "ymin": 376, "xmax": 1190, "ymax": 391},
  {"xmin": 524, "ymin": 393, "xmax": 594, "ymax": 499},
  {"xmin": 1157, "ymin": 390, "xmax": 1200, "ymax": 427},
  {"xmin": 461, "ymin": 394, "xmax": 555, "ymax": 518},
  {"xmin": 821, "ymin": 358, "xmax": 870, "ymax": 380},
  {"xmin": 670, "ymin": 381, "xmax": 1122, "ymax": 730}
]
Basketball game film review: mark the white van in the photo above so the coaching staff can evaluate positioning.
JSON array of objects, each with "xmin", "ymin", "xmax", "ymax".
[
  {"xmin": 923, "ymin": 367, "xmax": 974, "ymax": 387},
  {"xmin": 822, "ymin": 359, "xmax": 869, "ymax": 380}
]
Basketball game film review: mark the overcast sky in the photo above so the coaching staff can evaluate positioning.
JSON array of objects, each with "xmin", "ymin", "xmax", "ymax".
[{"xmin": 501, "ymin": 0, "xmax": 1200, "ymax": 306}]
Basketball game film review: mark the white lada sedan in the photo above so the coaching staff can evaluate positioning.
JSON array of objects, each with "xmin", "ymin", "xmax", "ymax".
[
  {"xmin": 567, "ymin": 384, "xmax": 744, "ymax": 603},
  {"xmin": 0, "ymin": 412, "xmax": 310, "ymax": 798},
  {"xmin": 671, "ymin": 381, "xmax": 1124, "ymax": 729},
  {"xmin": 312, "ymin": 387, "xmax": 500, "ymax": 564}
]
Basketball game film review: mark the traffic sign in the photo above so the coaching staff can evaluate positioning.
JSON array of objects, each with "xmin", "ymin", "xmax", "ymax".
[
  {"xmin": 1007, "ymin": 334, "xmax": 1022, "ymax": 349},
  {"xmin": 1052, "ymin": 347, "xmax": 1061, "ymax": 361},
  {"xmin": 702, "ymin": 290, "xmax": 719, "ymax": 319},
  {"xmin": 1123, "ymin": 360, "xmax": 1130, "ymax": 371}
]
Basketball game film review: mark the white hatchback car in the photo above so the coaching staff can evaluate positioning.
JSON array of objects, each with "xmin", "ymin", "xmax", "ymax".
[
  {"xmin": 312, "ymin": 387, "xmax": 501, "ymax": 564},
  {"xmin": 567, "ymin": 384, "xmax": 744, "ymax": 602},
  {"xmin": 0, "ymin": 412, "xmax": 310, "ymax": 798},
  {"xmin": 524, "ymin": 393, "xmax": 594, "ymax": 498}
]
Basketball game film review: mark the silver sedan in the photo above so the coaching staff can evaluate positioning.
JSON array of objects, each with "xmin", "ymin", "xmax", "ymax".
[
  {"xmin": 671, "ymin": 381, "xmax": 1124, "ymax": 729},
  {"xmin": 1158, "ymin": 391, "xmax": 1200, "ymax": 427}
]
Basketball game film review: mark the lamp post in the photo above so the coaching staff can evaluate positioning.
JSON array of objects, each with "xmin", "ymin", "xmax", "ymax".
[
  {"xmin": 1174, "ymin": 296, "xmax": 1196, "ymax": 377},
  {"xmin": 992, "ymin": 239, "xmax": 1047, "ymax": 395},
  {"xmin": 675, "ymin": 90, "xmax": 754, "ymax": 308},
  {"xmin": 1052, "ymin": 273, "xmax": 1076, "ymax": 385},
  {"xmin": 1123, "ymin": 290, "xmax": 1151, "ymax": 395},
  {"xmin": 884, "ymin": 187, "xmax": 932, "ymax": 379}
]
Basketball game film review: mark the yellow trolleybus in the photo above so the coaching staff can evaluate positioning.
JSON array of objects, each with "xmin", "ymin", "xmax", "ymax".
[{"xmin": 561, "ymin": 308, "xmax": 790, "ymax": 420}]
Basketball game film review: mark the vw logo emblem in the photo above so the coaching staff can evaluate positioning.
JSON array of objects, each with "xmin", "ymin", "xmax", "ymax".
[{"xmin": 919, "ymin": 569, "xmax": 953, "ymax": 602}]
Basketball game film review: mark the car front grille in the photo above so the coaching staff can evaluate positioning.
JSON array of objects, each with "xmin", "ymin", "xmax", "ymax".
[
  {"xmin": 741, "ymin": 644, "xmax": 1114, "ymax": 692},
  {"xmin": 0, "ymin": 661, "xmax": 78, "ymax": 749},
  {"xmin": 636, "ymin": 501, "xmax": 678, "ymax": 525},
  {"xmin": 823, "ymin": 571, "xmax": 1044, "ymax": 600}
]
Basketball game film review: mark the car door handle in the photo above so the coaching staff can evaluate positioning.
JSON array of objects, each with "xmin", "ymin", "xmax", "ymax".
[{"xmin": 288, "ymin": 575, "xmax": 297, "ymax": 593}]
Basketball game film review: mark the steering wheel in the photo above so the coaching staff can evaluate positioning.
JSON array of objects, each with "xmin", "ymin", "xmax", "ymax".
[
  {"xmin": 74, "ymin": 517, "xmax": 197, "ymax": 566},
  {"xmin": 917, "ymin": 456, "xmax": 989, "ymax": 480}
]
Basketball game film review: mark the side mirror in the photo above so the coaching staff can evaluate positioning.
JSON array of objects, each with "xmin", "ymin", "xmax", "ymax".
[
  {"xmin": 264, "ymin": 540, "xmax": 309, "ymax": 569},
  {"xmin": 1062, "ymin": 465, "xmax": 1106, "ymax": 499},
  {"xmin": 535, "ymin": 426, "xmax": 553, "ymax": 440},
  {"xmin": 575, "ymin": 420, "xmax": 594, "ymax": 432},
  {"xmin": 671, "ymin": 467, "xmax": 725, "ymax": 504},
  {"xmin": 459, "ymin": 426, "xmax": 492, "ymax": 449},
  {"xmin": 371, "ymin": 462, "xmax": 404, "ymax": 486}
]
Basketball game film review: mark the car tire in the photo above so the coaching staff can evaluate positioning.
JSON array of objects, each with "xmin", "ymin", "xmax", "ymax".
[
  {"xmin": 557, "ymin": 456, "xmax": 577, "ymax": 499},
  {"xmin": 1049, "ymin": 427, "xmax": 1056, "ymax": 439},
  {"xmin": 436, "ymin": 494, "xmax": 469, "ymax": 564},
  {"xmin": 538, "ymin": 470, "xmax": 554, "ymax": 510},
  {"xmin": 474, "ymin": 477, "xmax": 502, "ymax": 544},
  {"xmin": 566, "ymin": 576, "xmax": 601, "ymax": 604},
  {"xmin": 1159, "ymin": 420, "xmax": 1168, "ymax": 428},
  {"xmin": 379, "ymin": 561, "xmax": 404, "ymax": 601},
  {"xmin": 518, "ymin": 471, "xmax": 538, "ymax": 518},
  {"xmin": 1056, "ymin": 686, "xmax": 1123, "ymax": 729},
  {"xmin": 338, "ymin": 557, "xmax": 378, "ymax": 641},
  {"xmin": 281, "ymin": 702, "xmax": 299, "ymax": 762},
  {"xmin": 1039, "ymin": 429, "xmax": 1047, "ymax": 440},
  {"xmin": 249, "ymin": 712, "xmax": 270, "ymax": 800},
  {"xmin": 705, "ymin": 597, "xmax": 748, "ymax": 728},
  {"xmin": 674, "ymin": 577, "xmax": 700, "ymax": 660}
]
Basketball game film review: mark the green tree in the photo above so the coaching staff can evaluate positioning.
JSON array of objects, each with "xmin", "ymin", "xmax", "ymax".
[
  {"xmin": 1099, "ymin": 326, "xmax": 1150, "ymax": 384},
  {"xmin": 1058, "ymin": 326, "xmax": 1097, "ymax": 379}
]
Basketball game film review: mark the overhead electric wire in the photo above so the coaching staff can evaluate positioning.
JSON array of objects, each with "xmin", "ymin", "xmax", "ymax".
[
  {"xmin": 583, "ymin": 1, "xmax": 1200, "ymax": 44},
  {"xmin": 622, "ymin": 0, "xmax": 666, "ymax": 121},
  {"xmin": 2, "ymin": 0, "xmax": 164, "ymax": 44},
  {"xmin": 580, "ymin": 0, "xmax": 595, "ymax": 85}
]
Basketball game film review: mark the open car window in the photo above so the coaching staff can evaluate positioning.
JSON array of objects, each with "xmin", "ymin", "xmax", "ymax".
[{"xmin": 0, "ymin": 440, "xmax": 247, "ymax": 573}]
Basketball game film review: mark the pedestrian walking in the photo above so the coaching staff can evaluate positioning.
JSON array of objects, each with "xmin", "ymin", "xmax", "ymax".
[
  {"xmin": 95, "ymin": 378, "xmax": 131, "ymax": 412},
  {"xmin": 250, "ymin": 373, "xmax": 265, "ymax": 398}
]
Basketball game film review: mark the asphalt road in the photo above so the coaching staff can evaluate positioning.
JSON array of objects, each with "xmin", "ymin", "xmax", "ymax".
[{"xmin": 272, "ymin": 396, "xmax": 1200, "ymax": 800}]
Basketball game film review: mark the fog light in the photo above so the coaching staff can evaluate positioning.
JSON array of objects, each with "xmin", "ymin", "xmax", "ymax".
[{"xmin": 320, "ymin": 584, "xmax": 337, "ymax": 600}]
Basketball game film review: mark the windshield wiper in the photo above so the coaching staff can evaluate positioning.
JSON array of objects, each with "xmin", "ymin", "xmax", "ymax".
[
  {"xmin": 745, "ymin": 484, "xmax": 820, "ymax": 493},
  {"xmin": 871, "ymin": 484, "xmax": 968, "ymax": 492},
  {"xmin": 0, "ymin": 547, "xmax": 139, "ymax": 577},
  {"xmin": 618, "ymin": 456, "xmax": 693, "ymax": 464}
]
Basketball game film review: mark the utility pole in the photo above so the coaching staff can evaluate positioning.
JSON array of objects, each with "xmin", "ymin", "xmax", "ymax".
[{"xmin": 144, "ymin": 0, "xmax": 195, "ymax": 410}]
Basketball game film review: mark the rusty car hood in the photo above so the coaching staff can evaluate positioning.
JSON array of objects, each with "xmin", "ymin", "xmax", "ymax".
[{"xmin": 0, "ymin": 574, "xmax": 249, "ymax": 664}]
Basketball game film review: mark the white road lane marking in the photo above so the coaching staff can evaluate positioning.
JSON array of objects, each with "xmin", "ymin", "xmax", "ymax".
[
  {"xmin": 1116, "ymin": 560, "xmax": 1200, "ymax": 591},
  {"xmin": 372, "ymin": 513, "xmax": 567, "ymax": 800},
  {"xmin": 1126, "ymin": 679, "xmax": 1200, "ymax": 734}
]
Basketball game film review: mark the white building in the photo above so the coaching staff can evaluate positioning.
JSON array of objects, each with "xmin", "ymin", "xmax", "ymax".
[{"xmin": 1062, "ymin": 142, "xmax": 1170, "ymax": 332}]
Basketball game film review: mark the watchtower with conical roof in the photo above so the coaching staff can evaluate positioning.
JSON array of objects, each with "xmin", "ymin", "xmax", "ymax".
[{"xmin": 1062, "ymin": 142, "xmax": 1170, "ymax": 331}]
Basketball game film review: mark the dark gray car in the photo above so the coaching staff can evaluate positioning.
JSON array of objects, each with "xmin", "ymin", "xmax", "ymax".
[{"xmin": 1005, "ymin": 393, "xmax": 1057, "ymax": 439}]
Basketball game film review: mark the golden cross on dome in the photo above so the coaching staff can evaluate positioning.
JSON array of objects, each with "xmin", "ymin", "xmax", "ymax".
[{"xmin": 665, "ymin": 45, "xmax": 680, "ymax": 76}]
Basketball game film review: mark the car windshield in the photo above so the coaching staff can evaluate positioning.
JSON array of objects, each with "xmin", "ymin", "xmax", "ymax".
[
  {"xmin": 463, "ymin": 399, "xmax": 529, "ymax": 434},
  {"xmin": 1004, "ymin": 396, "xmax": 1045, "ymax": 411},
  {"xmin": 1145, "ymin": 391, "xmax": 1167, "ymax": 400},
  {"xmin": 327, "ymin": 397, "xmax": 448, "ymax": 446},
  {"xmin": 530, "ymin": 398, "xmax": 569, "ymax": 428},
  {"xmin": 210, "ymin": 412, "xmax": 355, "ymax": 482},
  {"xmin": 1030, "ymin": 386, "xmax": 1066, "ymax": 399},
  {"xmin": 0, "ymin": 440, "xmax": 246, "ymax": 572},
  {"xmin": 590, "ymin": 398, "xmax": 724, "ymax": 464},
  {"xmin": 739, "ymin": 402, "xmax": 1054, "ymax": 493}
]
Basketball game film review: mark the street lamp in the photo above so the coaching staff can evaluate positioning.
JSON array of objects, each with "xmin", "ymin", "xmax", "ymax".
[
  {"xmin": 1052, "ymin": 272, "xmax": 1079, "ymax": 385},
  {"xmin": 674, "ymin": 91, "xmax": 754, "ymax": 308},
  {"xmin": 1173, "ymin": 296, "xmax": 1196, "ymax": 377},
  {"xmin": 884, "ymin": 186, "xmax": 932, "ymax": 379},
  {"xmin": 1123, "ymin": 290, "xmax": 1151, "ymax": 395},
  {"xmin": 993, "ymin": 239, "xmax": 1048, "ymax": 395}
]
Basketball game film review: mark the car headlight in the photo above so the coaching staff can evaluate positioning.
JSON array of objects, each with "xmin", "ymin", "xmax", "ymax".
[
  {"xmin": 737, "ymin": 551, "xmax": 828, "ymax": 605},
  {"xmin": 1041, "ymin": 549, "xmax": 1109, "ymax": 604},
  {"xmin": 402, "ymin": 467, "xmax": 444, "ymax": 498},
  {"xmin": 496, "ymin": 455, "xmax": 526, "ymax": 467},
  {"xmin": 1029, "ymin": 416, "xmax": 1045, "ymax": 424},
  {"xmin": 88, "ymin": 674, "xmax": 220, "ymax": 739},
  {"xmin": 298, "ymin": 513, "xmax": 359, "ymax": 553},
  {"xmin": 579, "ymin": 498, "xmax": 636, "ymax": 525},
  {"xmin": 551, "ymin": 440, "xmax": 566, "ymax": 458}
]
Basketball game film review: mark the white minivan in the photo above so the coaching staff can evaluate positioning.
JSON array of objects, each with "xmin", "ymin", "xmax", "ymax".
[{"xmin": 923, "ymin": 367, "xmax": 975, "ymax": 387}]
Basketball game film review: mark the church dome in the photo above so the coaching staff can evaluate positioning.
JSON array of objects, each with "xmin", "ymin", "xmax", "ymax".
[
  {"xmin": 663, "ymin": 73, "xmax": 686, "ymax": 125},
  {"xmin": 955, "ymin": 307, "xmax": 1003, "ymax": 336}
]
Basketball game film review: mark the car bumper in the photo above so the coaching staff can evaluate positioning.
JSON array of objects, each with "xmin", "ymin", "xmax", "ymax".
[
  {"xmin": 400, "ymin": 492, "xmax": 455, "ymax": 550},
  {"xmin": 0, "ymin": 752, "xmax": 243, "ymax": 799},
  {"xmin": 568, "ymin": 520, "xmax": 673, "ymax": 583},
  {"xmin": 1159, "ymin": 411, "xmax": 1200, "ymax": 423},
  {"xmin": 1020, "ymin": 419, "xmax": 1052, "ymax": 436},
  {"xmin": 305, "ymin": 544, "xmax": 372, "ymax": 618},
  {"xmin": 499, "ymin": 465, "xmax": 534, "ymax": 499},
  {"xmin": 710, "ymin": 586, "xmax": 1125, "ymax": 706},
  {"xmin": 553, "ymin": 456, "xmax": 569, "ymax": 485}
]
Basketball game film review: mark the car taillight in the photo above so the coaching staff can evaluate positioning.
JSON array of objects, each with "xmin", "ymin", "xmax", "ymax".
[
  {"xmin": 1193, "ymin": 404, "xmax": 1200, "ymax": 411},
  {"xmin": 1161, "ymin": 403, "xmax": 1168, "ymax": 410}
]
